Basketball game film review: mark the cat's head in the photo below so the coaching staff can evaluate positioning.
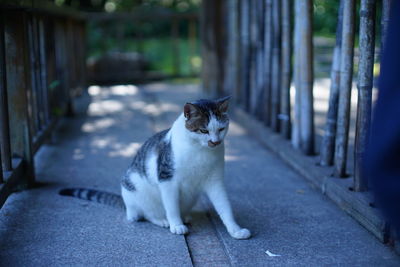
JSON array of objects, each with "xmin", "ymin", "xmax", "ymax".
[{"xmin": 183, "ymin": 96, "xmax": 230, "ymax": 148}]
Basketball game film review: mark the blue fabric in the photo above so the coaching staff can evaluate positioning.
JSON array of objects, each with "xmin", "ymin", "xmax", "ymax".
[{"xmin": 365, "ymin": 1, "xmax": 400, "ymax": 236}]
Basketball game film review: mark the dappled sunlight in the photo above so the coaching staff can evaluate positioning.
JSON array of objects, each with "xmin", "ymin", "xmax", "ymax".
[
  {"xmin": 130, "ymin": 101, "xmax": 180, "ymax": 117},
  {"xmin": 108, "ymin": 142, "xmax": 142, "ymax": 158},
  {"xmin": 88, "ymin": 84, "xmax": 139, "ymax": 97},
  {"xmin": 72, "ymin": 148, "xmax": 85, "ymax": 160},
  {"xmin": 91, "ymin": 137, "xmax": 112, "ymax": 149},
  {"xmin": 82, "ymin": 118, "xmax": 116, "ymax": 132},
  {"xmin": 227, "ymin": 121, "xmax": 247, "ymax": 137},
  {"xmin": 224, "ymin": 154, "xmax": 241, "ymax": 162},
  {"xmin": 110, "ymin": 85, "xmax": 138, "ymax": 95},
  {"xmin": 88, "ymin": 100, "xmax": 124, "ymax": 116},
  {"xmin": 88, "ymin": 85, "xmax": 101, "ymax": 96}
]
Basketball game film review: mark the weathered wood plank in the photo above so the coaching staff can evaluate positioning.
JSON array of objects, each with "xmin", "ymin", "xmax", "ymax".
[
  {"xmin": 0, "ymin": 12, "xmax": 12, "ymax": 173},
  {"xmin": 380, "ymin": 0, "xmax": 391, "ymax": 56},
  {"xmin": 320, "ymin": 0, "xmax": 344, "ymax": 166},
  {"xmin": 254, "ymin": 0, "xmax": 265, "ymax": 119},
  {"xmin": 249, "ymin": 0, "xmax": 259, "ymax": 116},
  {"xmin": 334, "ymin": 0, "xmax": 356, "ymax": 177},
  {"xmin": 4, "ymin": 10, "xmax": 35, "ymax": 185},
  {"xmin": 291, "ymin": 0, "xmax": 301, "ymax": 148},
  {"xmin": 263, "ymin": 0, "xmax": 273, "ymax": 125},
  {"xmin": 354, "ymin": 0, "xmax": 376, "ymax": 192},
  {"xmin": 279, "ymin": 0, "xmax": 292, "ymax": 139},
  {"xmin": 270, "ymin": 0, "xmax": 281, "ymax": 132},
  {"xmin": 0, "ymin": 158, "xmax": 24, "ymax": 208},
  {"xmin": 239, "ymin": 0, "xmax": 250, "ymax": 109},
  {"xmin": 225, "ymin": 0, "xmax": 239, "ymax": 104},
  {"xmin": 38, "ymin": 17, "xmax": 50, "ymax": 123},
  {"xmin": 298, "ymin": 0, "xmax": 314, "ymax": 155}
]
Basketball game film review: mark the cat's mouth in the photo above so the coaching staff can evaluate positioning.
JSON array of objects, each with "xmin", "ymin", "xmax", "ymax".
[{"xmin": 208, "ymin": 140, "xmax": 221, "ymax": 147}]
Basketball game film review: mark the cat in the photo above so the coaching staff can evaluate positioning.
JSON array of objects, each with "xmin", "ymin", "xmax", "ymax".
[
  {"xmin": 60, "ymin": 96, "xmax": 251, "ymax": 240},
  {"xmin": 121, "ymin": 96, "xmax": 250, "ymax": 239}
]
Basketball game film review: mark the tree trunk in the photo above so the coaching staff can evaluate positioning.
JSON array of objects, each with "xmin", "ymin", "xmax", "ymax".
[
  {"xmin": 334, "ymin": 0, "xmax": 356, "ymax": 177},
  {"xmin": 270, "ymin": 0, "xmax": 282, "ymax": 132},
  {"xmin": 320, "ymin": 0, "xmax": 344, "ymax": 166},
  {"xmin": 354, "ymin": 0, "xmax": 376, "ymax": 191},
  {"xmin": 298, "ymin": 0, "xmax": 314, "ymax": 155},
  {"xmin": 280, "ymin": 0, "xmax": 292, "ymax": 139}
]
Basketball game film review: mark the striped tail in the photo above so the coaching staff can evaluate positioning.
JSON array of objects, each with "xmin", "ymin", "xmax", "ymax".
[{"xmin": 59, "ymin": 188, "xmax": 124, "ymax": 209}]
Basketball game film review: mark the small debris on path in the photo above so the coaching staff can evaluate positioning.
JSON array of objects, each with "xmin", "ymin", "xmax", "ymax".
[{"xmin": 265, "ymin": 250, "xmax": 281, "ymax": 257}]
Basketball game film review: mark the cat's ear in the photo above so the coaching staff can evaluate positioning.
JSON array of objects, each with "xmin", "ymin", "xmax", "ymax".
[
  {"xmin": 216, "ymin": 96, "xmax": 231, "ymax": 113},
  {"xmin": 184, "ymin": 103, "xmax": 200, "ymax": 119}
]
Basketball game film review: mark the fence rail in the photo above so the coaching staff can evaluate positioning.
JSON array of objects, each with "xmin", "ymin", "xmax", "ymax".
[
  {"xmin": 0, "ymin": 1, "xmax": 85, "ymax": 207},
  {"xmin": 201, "ymin": 0, "xmax": 395, "ymax": 244}
]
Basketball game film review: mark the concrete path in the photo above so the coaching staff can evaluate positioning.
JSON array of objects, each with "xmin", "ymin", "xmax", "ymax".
[{"xmin": 0, "ymin": 83, "xmax": 398, "ymax": 266}]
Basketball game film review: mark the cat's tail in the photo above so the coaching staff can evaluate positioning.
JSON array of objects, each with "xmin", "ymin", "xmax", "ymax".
[{"xmin": 59, "ymin": 188, "xmax": 124, "ymax": 209}]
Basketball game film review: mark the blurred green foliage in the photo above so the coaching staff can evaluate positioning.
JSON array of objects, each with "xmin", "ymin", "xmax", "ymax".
[
  {"xmin": 87, "ymin": 18, "xmax": 201, "ymax": 76},
  {"xmin": 313, "ymin": 0, "xmax": 339, "ymax": 36}
]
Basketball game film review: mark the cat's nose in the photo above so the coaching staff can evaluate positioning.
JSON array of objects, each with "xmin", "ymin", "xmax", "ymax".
[{"xmin": 208, "ymin": 140, "xmax": 221, "ymax": 147}]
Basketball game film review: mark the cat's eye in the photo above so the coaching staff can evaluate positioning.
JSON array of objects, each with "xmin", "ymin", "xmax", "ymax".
[
  {"xmin": 199, "ymin": 129, "xmax": 209, "ymax": 134},
  {"xmin": 219, "ymin": 128, "xmax": 225, "ymax": 132}
]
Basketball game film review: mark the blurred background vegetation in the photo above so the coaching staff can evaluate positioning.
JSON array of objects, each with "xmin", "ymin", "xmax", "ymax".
[{"xmin": 51, "ymin": 0, "xmax": 381, "ymax": 82}]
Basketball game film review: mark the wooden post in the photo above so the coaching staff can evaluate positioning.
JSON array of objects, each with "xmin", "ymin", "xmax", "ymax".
[
  {"xmin": 233, "ymin": 0, "xmax": 240, "ymax": 104},
  {"xmin": 27, "ymin": 15, "xmax": 38, "ymax": 136},
  {"xmin": 320, "ymin": 0, "xmax": 344, "ymax": 166},
  {"xmin": 334, "ymin": 0, "xmax": 356, "ymax": 177},
  {"xmin": 200, "ymin": 0, "xmax": 226, "ymax": 97},
  {"xmin": 280, "ymin": 0, "xmax": 292, "ymax": 139},
  {"xmin": 4, "ymin": 11, "xmax": 35, "ymax": 185},
  {"xmin": 255, "ymin": 0, "xmax": 265, "ymax": 119},
  {"xmin": 380, "ymin": 0, "xmax": 391, "ymax": 55},
  {"xmin": 263, "ymin": 0, "xmax": 273, "ymax": 125},
  {"xmin": 38, "ymin": 18, "xmax": 50, "ymax": 123},
  {"xmin": 0, "ymin": 14, "xmax": 12, "ymax": 173},
  {"xmin": 240, "ymin": 0, "xmax": 251, "ymax": 110},
  {"xmin": 354, "ymin": 0, "xmax": 376, "ymax": 191},
  {"xmin": 298, "ymin": 0, "xmax": 314, "ymax": 155},
  {"xmin": 292, "ymin": 0, "xmax": 301, "ymax": 148},
  {"xmin": 249, "ymin": 1, "xmax": 258, "ymax": 115},
  {"xmin": 270, "ymin": 0, "xmax": 282, "ymax": 132},
  {"xmin": 225, "ymin": 0, "xmax": 239, "ymax": 102}
]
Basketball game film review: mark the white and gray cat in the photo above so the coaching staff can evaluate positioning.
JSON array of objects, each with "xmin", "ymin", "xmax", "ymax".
[
  {"xmin": 60, "ymin": 97, "xmax": 250, "ymax": 240},
  {"xmin": 121, "ymin": 96, "xmax": 251, "ymax": 239}
]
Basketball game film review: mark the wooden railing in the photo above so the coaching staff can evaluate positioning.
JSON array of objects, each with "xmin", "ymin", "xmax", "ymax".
[
  {"xmin": 201, "ymin": 0, "xmax": 395, "ymax": 244},
  {"xmin": 0, "ymin": 1, "xmax": 86, "ymax": 207}
]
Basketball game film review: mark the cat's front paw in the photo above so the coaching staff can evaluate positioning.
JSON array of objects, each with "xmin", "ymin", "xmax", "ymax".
[
  {"xmin": 229, "ymin": 228, "xmax": 251, "ymax": 240},
  {"xmin": 170, "ymin": 224, "xmax": 189, "ymax": 235}
]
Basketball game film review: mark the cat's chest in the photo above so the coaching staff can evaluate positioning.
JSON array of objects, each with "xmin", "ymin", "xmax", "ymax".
[{"xmin": 174, "ymin": 146, "xmax": 223, "ymax": 180}]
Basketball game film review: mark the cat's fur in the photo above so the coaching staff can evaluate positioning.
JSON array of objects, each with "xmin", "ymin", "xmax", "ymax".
[{"xmin": 121, "ymin": 96, "xmax": 251, "ymax": 239}]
